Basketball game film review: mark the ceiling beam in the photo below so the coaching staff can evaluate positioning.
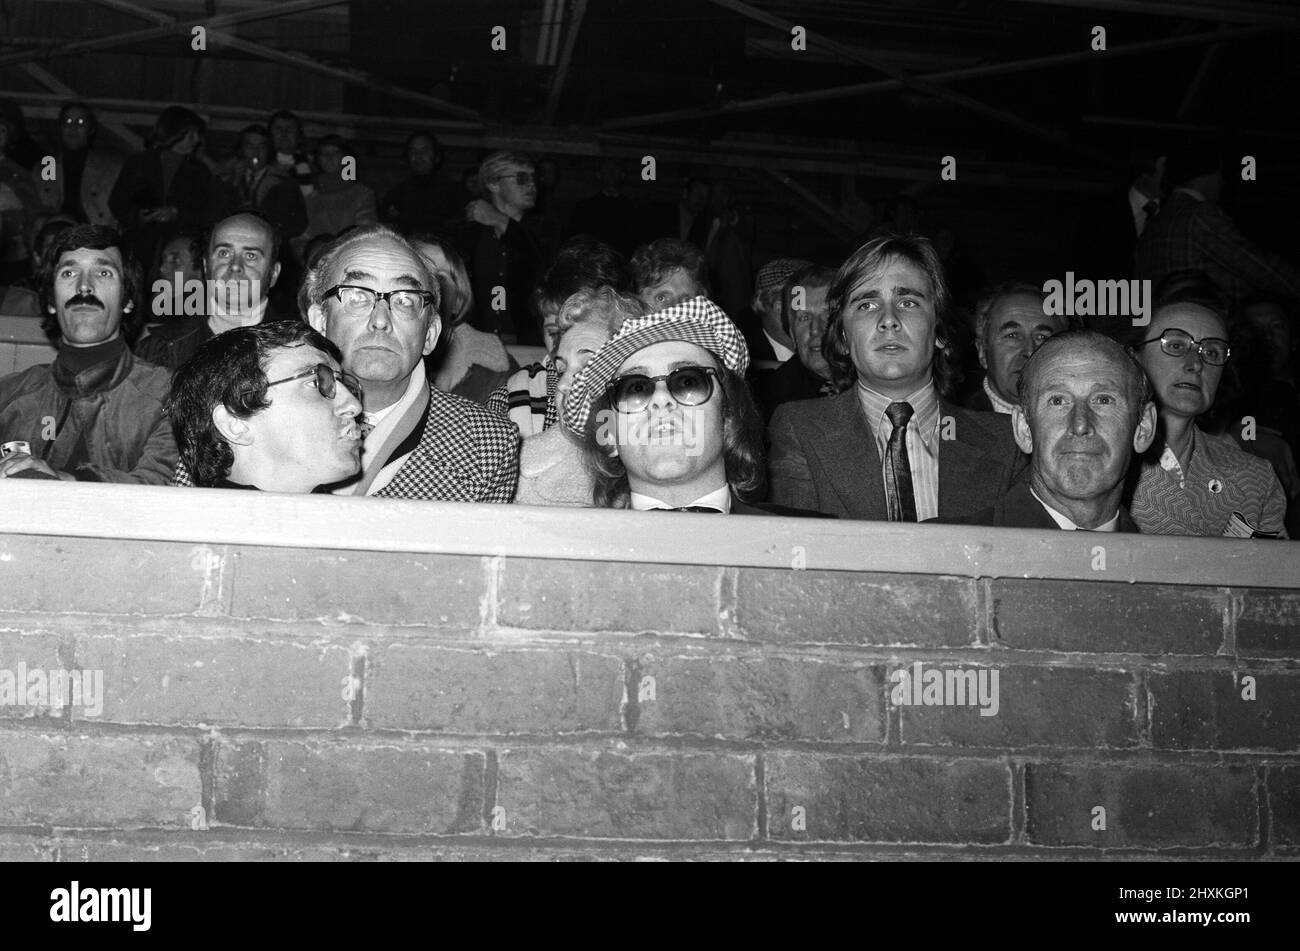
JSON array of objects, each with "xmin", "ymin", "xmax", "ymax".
[
  {"xmin": 0, "ymin": 0, "xmax": 347, "ymax": 69},
  {"xmin": 702, "ymin": 0, "xmax": 1109, "ymax": 164},
  {"xmin": 601, "ymin": 24, "xmax": 1268, "ymax": 130},
  {"xmin": 1006, "ymin": 0, "xmax": 1300, "ymax": 28},
  {"xmin": 544, "ymin": 0, "xmax": 588, "ymax": 125},
  {"xmin": 753, "ymin": 167, "xmax": 858, "ymax": 244},
  {"xmin": 74, "ymin": 0, "xmax": 482, "ymax": 121}
]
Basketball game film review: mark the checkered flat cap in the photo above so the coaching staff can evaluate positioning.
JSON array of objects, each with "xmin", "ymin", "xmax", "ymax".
[
  {"xmin": 755, "ymin": 257, "xmax": 812, "ymax": 296},
  {"xmin": 561, "ymin": 296, "xmax": 749, "ymax": 436}
]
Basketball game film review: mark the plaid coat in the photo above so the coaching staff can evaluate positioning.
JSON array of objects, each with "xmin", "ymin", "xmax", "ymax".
[
  {"xmin": 373, "ymin": 385, "xmax": 520, "ymax": 502},
  {"xmin": 1135, "ymin": 190, "xmax": 1300, "ymax": 308},
  {"xmin": 173, "ymin": 384, "xmax": 520, "ymax": 502}
]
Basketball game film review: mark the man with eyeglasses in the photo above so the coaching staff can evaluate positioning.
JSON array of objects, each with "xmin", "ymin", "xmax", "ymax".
[
  {"xmin": 460, "ymin": 150, "xmax": 544, "ymax": 345},
  {"xmin": 167, "ymin": 322, "xmax": 362, "ymax": 492},
  {"xmin": 33, "ymin": 102, "xmax": 123, "ymax": 228},
  {"xmin": 137, "ymin": 211, "xmax": 285, "ymax": 370},
  {"xmin": 302, "ymin": 225, "xmax": 520, "ymax": 501},
  {"xmin": 1127, "ymin": 288, "xmax": 1288, "ymax": 537},
  {"xmin": 562, "ymin": 296, "xmax": 819, "ymax": 515}
]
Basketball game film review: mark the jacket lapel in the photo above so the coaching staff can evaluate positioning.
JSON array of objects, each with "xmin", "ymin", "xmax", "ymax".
[
  {"xmin": 936, "ymin": 401, "xmax": 1012, "ymax": 518},
  {"xmin": 811, "ymin": 389, "xmax": 885, "ymax": 519}
]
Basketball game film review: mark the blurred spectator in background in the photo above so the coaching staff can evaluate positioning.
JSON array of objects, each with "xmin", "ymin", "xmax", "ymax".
[
  {"xmin": 629, "ymin": 237, "xmax": 709, "ymax": 314},
  {"xmin": 751, "ymin": 264, "xmax": 838, "ymax": 423},
  {"xmin": 0, "ymin": 100, "xmax": 42, "ymax": 171},
  {"xmin": 0, "ymin": 111, "xmax": 41, "ymax": 284},
  {"xmin": 381, "ymin": 132, "xmax": 453, "ymax": 235},
  {"xmin": 413, "ymin": 233, "xmax": 514, "ymax": 404},
  {"xmin": 567, "ymin": 158, "xmax": 639, "ymax": 256},
  {"xmin": 110, "ymin": 106, "xmax": 212, "ymax": 279},
  {"xmin": 300, "ymin": 134, "xmax": 377, "ymax": 257},
  {"xmin": 33, "ymin": 101, "xmax": 122, "ymax": 228},
  {"xmin": 1136, "ymin": 137, "xmax": 1300, "ymax": 312},
  {"xmin": 460, "ymin": 150, "xmax": 544, "ymax": 344},
  {"xmin": 267, "ymin": 110, "xmax": 315, "ymax": 198},
  {"xmin": 747, "ymin": 257, "xmax": 811, "ymax": 363}
]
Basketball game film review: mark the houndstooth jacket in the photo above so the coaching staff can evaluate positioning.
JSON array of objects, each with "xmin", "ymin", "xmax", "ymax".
[
  {"xmin": 372, "ymin": 384, "xmax": 520, "ymax": 502},
  {"xmin": 173, "ymin": 384, "xmax": 520, "ymax": 502}
]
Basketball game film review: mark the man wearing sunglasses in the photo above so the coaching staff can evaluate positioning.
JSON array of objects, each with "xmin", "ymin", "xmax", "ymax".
[
  {"xmin": 460, "ymin": 150, "xmax": 544, "ymax": 345},
  {"xmin": 1127, "ymin": 288, "xmax": 1287, "ymax": 537},
  {"xmin": 167, "ymin": 322, "xmax": 362, "ymax": 492},
  {"xmin": 562, "ymin": 296, "xmax": 813, "ymax": 515}
]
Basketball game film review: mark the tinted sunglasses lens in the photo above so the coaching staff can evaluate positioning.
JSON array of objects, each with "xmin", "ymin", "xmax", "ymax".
[
  {"xmin": 315, "ymin": 365, "xmax": 336, "ymax": 399},
  {"xmin": 614, "ymin": 375, "xmax": 654, "ymax": 411},
  {"xmin": 669, "ymin": 368, "xmax": 713, "ymax": 404}
]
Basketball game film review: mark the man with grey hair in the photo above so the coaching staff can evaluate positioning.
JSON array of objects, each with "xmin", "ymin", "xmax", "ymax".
[
  {"xmin": 461, "ymin": 150, "xmax": 543, "ymax": 345},
  {"xmin": 302, "ymin": 224, "xmax": 520, "ymax": 500},
  {"xmin": 940, "ymin": 330, "xmax": 1155, "ymax": 530},
  {"xmin": 964, "ymin": 280, "xmax": 1069, "ymax": 414}
]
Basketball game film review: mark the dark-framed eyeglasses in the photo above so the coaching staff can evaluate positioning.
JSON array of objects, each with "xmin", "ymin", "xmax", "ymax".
[
  {"xmin": 608, "ymin": 366, "xmax": 720, "ymax": 414},
  {"xmin": 324, "ymin": 284, "xmax": 436, "ymax": 320},
  {"xmin": 264, "ymin": 363, "xmax": 362, "ymax": 401},
  {"xmin": 1138, "ymin": 327, "xmax": 1231, "ymax": 366}
]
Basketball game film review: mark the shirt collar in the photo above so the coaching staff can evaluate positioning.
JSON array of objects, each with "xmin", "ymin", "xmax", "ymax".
[
  {"xmin": 763, "ymin": 330, "xmax": 795, "ymax": 363},
  {"xmin": 364, "ymin": 359, "xmax": 426, "ymax": 430},
  {"xmin": 630, "ymin": 484, "xmax": 732, "ymax": 513},
  {"xmin": 982, "ymin": 377, "xmax": 1016, "ymax": 415},
  {"xmin": 856, "ymin": 380, "xmax": 941, "ymax": 445},
  {"xmin": 1029, "ymin": 486, "xmax": 1120, "ymax": 532},
  {"xmin": 1175, "ymin": 186, "xmax": 1206, "ymax": 203}
]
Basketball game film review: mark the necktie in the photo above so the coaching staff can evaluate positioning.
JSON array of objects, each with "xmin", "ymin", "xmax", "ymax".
[
  {"xmin": 884, "ymin": 401, "xmax": 917, "ymax": 522},
  {"xmin": 1141, "ymin": 199, "xmax": 1159, "ymax": 233}
]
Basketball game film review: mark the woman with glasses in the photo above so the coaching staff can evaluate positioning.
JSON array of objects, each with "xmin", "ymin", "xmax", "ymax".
[
  {"xmin": 1127, "ymin": 286, "xmax": 1288, "ymax": 537},
  {"xmin": 560, "ymin": 296, "xmax": 808, "ymax": 515}
]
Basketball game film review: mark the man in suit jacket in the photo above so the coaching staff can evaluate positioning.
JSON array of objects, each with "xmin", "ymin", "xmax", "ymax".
[
  {"xmin": 962, "ymin": 281, "xmax": 1069, "ymax": 416},
  {"xmin": 768, "ymin": 233, "xmax": 1027, "ymax": 521},
  {"xmin": 137, "ymin": 211, "xmax": 285, "ymax": 370},
  {"xmin": 941, "ymin": 330, "xmax": 1155, "ymax": 531},
  {"xmin": 303, "ymin": 224, "xmax": 519, "ymax": 502}
]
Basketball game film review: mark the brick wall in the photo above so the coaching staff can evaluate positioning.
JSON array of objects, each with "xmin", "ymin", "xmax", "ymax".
[{"xmin": 0, "ymin": 502, "xmax": 1297, "ymax": 861}]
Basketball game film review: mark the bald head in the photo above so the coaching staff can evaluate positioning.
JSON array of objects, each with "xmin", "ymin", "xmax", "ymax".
[
  {"xmin": 1012, "ymin": 329, "xmax": 1157, "ymax": 528},
  {"xmin": 1019, "ymin": 330, "xmax": 1150, "ymax": 415}
]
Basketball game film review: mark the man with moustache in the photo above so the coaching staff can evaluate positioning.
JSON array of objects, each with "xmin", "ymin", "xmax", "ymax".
[
  {"xmin": 964, "ymin": 281, "xmax": 1069, "ymax": 414},
  {"xmin": 0, "ymin": 224, "xmax": 176, "ymax": 483},
  {"xmin": 767, "ymin": 233, "xmax": 1025, "ymax": 521},
  {"xmin": 939, "ymin": 331, "xmax": 1155, "ymax": 530},
  {"xmin": 136, "ymin": 211, "xmax": 285, "ymax": 370}
]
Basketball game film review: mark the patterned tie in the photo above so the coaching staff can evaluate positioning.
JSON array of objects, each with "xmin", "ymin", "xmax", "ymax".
[{"xmin": 884, "ymin": 401, "xmax": 917, "ymax": 522}]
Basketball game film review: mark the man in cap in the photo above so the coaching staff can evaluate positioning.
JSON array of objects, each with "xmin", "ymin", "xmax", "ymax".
[{"xmin": 563, "ymin": 295, "xmax": 818, "ymax": 515}]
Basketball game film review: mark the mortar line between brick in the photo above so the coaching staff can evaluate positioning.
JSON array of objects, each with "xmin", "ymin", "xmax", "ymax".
[
  {"xmin": 1222, "ymin": 586, "xmax": 1240, "ymax": 658},
  {"xmin": 482, "ymin": 555, "xmax": 503, "ymax": 634}
]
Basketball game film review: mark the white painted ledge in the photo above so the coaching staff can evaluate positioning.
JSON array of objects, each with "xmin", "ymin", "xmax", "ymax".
[{"xmin": 0, "ymin": 481, "xmax": 1295, "ymax": 588}]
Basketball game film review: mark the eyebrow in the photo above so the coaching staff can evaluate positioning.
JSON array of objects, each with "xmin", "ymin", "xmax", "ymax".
[
  {"xmin": 213, "ymin": 242, "xmax": 266, "ymax": 253},
  {"xmin": 850, "ymin": 284, "xmax": 930, "ymax": 302},
  {"xmin": 998, "ymin": 319, "xmax": 1057, "ymax": 333},
  {"xmin": 61, "ymin": 255, "xmax": 119, "ymax": 269},
  {"xmin": 340, "ymin": 268, "xmax": 424, "ymax": 289}
]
